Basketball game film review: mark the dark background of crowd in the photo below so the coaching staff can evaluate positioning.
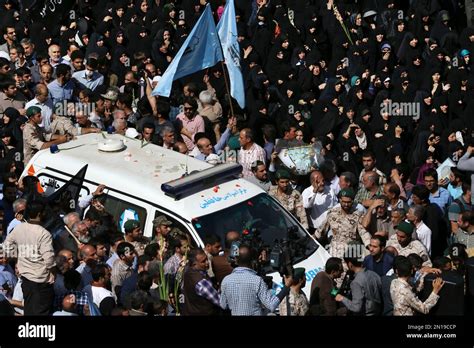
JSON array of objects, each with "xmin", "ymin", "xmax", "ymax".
[{"xmin": 0, "ymin": 0, "xmax": 474, "ymax": 318}]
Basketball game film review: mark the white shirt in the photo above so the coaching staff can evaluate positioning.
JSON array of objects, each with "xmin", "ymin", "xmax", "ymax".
[
  {"xmin": 189, "ymin": 146, "xmax": 201, "ymax": 158},
  {"xmin": 91, "ymin": 285, "xmax": 115, "ymax": 309},
  {"xmin": 6, "ymin": 218, "xmax": 21, "ymax": 235},
  {"xmin": 415, "ymin": 221, "xmax": 432, "ymax": 255},
  {"xmin": 302, "ymin": 185, "xmax": 338, "ymax": 228},
  {"xmin": 329, "ymin": 176, "xmax": 340, "ymax": 195},
  {"xmin": 12, "ymin": 278, "xmax": 23, "ymax": 315}
]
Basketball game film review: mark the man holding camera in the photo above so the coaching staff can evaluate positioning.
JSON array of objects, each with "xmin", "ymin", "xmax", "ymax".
[
  {"xmin": 220, "ymin": 244, "xmax": 293, "ymax": 315},
  {"xmin": 334, "ymin": 243, "xmax": 382, "ymax": 316}
]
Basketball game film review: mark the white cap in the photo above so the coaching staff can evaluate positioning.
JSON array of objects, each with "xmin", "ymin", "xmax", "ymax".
[
  {"xmin": 0, "ymin": 51, "xmax": 10, "ymax": 61},
  {"xmin": 152, "ymin": 75, "xmax": 162, "ymax": 83},
  {"xmin": 206, "ymin": 153, "xmax": 220, "ymax": 165},
  {"xmin": 125, "ymin": 128, "xmax": 139, "ymax": 139}
]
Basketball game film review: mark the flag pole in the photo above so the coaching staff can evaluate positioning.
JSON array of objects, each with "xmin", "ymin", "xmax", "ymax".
[
  {"xmin": 214, "ymin": 2, "xmax": 236, "ymax": 120},
  {"xmin": 65, "ymin": 225, "xmax": 82, "ymax": 246},
  {"xmin": 220, "ymin": 60, "xmax": 236, "ymax": 119}
]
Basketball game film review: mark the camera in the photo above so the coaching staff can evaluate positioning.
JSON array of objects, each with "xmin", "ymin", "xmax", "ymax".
[
  {"xmin": 338, "ymin": 270, "xmax": 355, "ymax": 298},
  {"xmin": 227, "ymin": 227, "xmax": 273, "ymax": 288},
  {"xmin": 139, "ymin": 69, "xmax": 147, "ymax": 79},
  {"xmin": 269, "ymin": 239, "xmax": 293, "ymax": 277}
]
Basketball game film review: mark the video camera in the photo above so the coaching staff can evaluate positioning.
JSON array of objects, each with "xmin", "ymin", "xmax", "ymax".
[
  {"xmin": 269, "ymin": 226, "xmax": 309, "ymax": 278},
  {"xmin": 330, "ymin": 271, "xmax": 354, "ymax": 298},
  {"xmin": 228, "ymin": 227, "xmax": 270, "ymax": 270}
]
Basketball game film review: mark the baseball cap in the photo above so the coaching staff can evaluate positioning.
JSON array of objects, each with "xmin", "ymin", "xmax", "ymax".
[
  {"xmin": 153, "ymin": 215, "xmax": 172, "ymax": 226},
  {"xmin": 460, "ymin": 49, "xmax": 470, "ymax": 58}
]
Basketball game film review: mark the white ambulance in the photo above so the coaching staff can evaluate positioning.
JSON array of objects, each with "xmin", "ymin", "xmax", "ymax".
[{"xmin": 22, "ymin": 133, "xmax": 330, "ymax": 297}]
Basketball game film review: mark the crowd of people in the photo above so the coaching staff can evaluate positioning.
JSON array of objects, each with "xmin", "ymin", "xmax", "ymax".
[{"xmin": 0, "ymin": 0, "xmax": 474, "ymax": 316}]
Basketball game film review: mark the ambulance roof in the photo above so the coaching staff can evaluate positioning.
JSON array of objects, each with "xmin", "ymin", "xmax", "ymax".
[{"xmin": 28, "ymin": 133, "xmax": 263, "ymax": 221}]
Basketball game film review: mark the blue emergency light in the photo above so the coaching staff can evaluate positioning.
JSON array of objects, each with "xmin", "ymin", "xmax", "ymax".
[{"xmin": 161, "ymin": 163, "xmax": 243, "ymax": 200}]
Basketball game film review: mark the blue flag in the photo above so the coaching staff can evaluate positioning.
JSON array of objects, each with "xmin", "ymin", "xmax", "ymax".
[
  {"xmin": 152, "ymin": 5, "xmax": 223, "ymax": 98},
  {"xmin": 217, "ymin": 0, "xmax": 245, "ymax": 109}
]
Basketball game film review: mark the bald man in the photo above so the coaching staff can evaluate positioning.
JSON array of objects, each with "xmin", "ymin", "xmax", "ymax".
[
  {"xmin": 48, "ymin": 44, "xmax": 68, "ymax": 68},
  {"xmin": 76, "ymin": 244, "xmax": 99, "ymax": 288},
  {"xmin": 25, "ymin": 83, "xmax": 54, "ymax": 131},
  {"xmin": 194, "ymin": 117, "xmax": 235, "ymax": 161},
  {"xmin": 173, "ymin": 141, "xmax": 188, "ymax": 154},
  {"xmin": 302, "ymin": 170, "xmax": 338, "ymax": 232},
  {"xmin": 212, "ymin": 231, "xmax": 240, "ymax": 286}
]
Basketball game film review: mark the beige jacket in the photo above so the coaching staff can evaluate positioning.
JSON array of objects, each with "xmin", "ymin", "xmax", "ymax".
[{"xmin": 3, "ymin": 222, "xmax": 55, "ymax": 283}]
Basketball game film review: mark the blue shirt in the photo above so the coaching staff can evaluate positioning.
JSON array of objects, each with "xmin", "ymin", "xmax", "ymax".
[
  {"xmin": 76, "ymin": 263, "xmax": 93, "ymax": 289},
  {"xmin": 0, "ymin": 265, "xmax": 17, "ymax": 292},
  {"xmin": 429, "ymin": 187, "xmax": 452, "ymax": 213},
  {"xmin": 220, "ymin": 267, "xmax": 281, "ymax": 316},
  {"xmin": 72, "ymin": 70, "xmax": 104, "ymax": 91},
  {"xmin": 47, "ymin": 79, "xmax": 75, "ymax": 107},
  {"xmin": 447, "ymin": 184, "xmax": 463, "ymax": 200}
]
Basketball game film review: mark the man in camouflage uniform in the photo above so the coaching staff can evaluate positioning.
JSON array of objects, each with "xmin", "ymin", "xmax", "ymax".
[
  {"xmin": 23, "ymin": 106, "xmax": 68, "ymax": 164},
  {"xmin": 49, "ymin": 109, "xmax": 100, "ymax": 137},
  {"xmin": 390, "ymin": 256, "xmax": 444, "ymax": 316},
  {"xmin": 314, "ymin": 188, "xmax": 371, "ymax": 261},
  {"xmin": 269, "ymin": 169, "xmax": 308, "ymax": 230},
  {"xmin": 387, "ymin": 221, "xmax": 432, "ymax": 267},
  {"xmin": 123, "ymin": 220, "xmax": 148, "ymax": 256}
]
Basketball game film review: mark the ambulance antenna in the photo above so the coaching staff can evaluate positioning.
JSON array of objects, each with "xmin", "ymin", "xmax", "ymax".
[{"xmin": 184, "ymin": 153, "xmax": 189, "ymax": 177}]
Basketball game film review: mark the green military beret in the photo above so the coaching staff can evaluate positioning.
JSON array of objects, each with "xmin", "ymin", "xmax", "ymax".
[
  {"xmin": 26, "ymin": 106, "xmax": 42, "ymax": 118},
  {"xmin": 124, "ymin": 219, "xmax": 140, "ymax": 232},
  {"xmin": 339, "ymin": 188, "xmax": 355, "ymax": 199},
  {"xmin": 293, "ymin": 267, "xmax": 306, "ymax": 281},
  {"xmin": 275, "ymin": 169, "xmax": 291, "ymax": 180},
  {"xmin": 395, "ymin": 221, "xmax": 414, "ymax": 235}
]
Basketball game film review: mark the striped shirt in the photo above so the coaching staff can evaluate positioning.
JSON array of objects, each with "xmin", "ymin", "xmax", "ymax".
[{"xmin": 238, "ymin": 143, "xmax": 266, "ymax": 178}]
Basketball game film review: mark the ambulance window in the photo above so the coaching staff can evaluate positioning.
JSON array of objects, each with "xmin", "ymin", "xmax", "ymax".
[
  {"xmin": 153, "ymin": 211, "xmax": 197, "ymax": 247},
  {"xmin": 102, "ymin": 196, "xmax": 147, "ymax": 232}
]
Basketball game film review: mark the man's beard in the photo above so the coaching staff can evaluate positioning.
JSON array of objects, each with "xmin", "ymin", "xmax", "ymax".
[{"xmin": 78, "ymin": 235, "xmax": 91, "ymax": 243}]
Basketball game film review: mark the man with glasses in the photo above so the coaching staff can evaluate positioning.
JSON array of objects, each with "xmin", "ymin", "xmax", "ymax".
[
  {"xmin": 0, "ymin": 26, "xmax": 16, "ymax": 54},
  {"xmin": 176, "ymin": 96, "xmax": 205, "ymax": 151}
]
